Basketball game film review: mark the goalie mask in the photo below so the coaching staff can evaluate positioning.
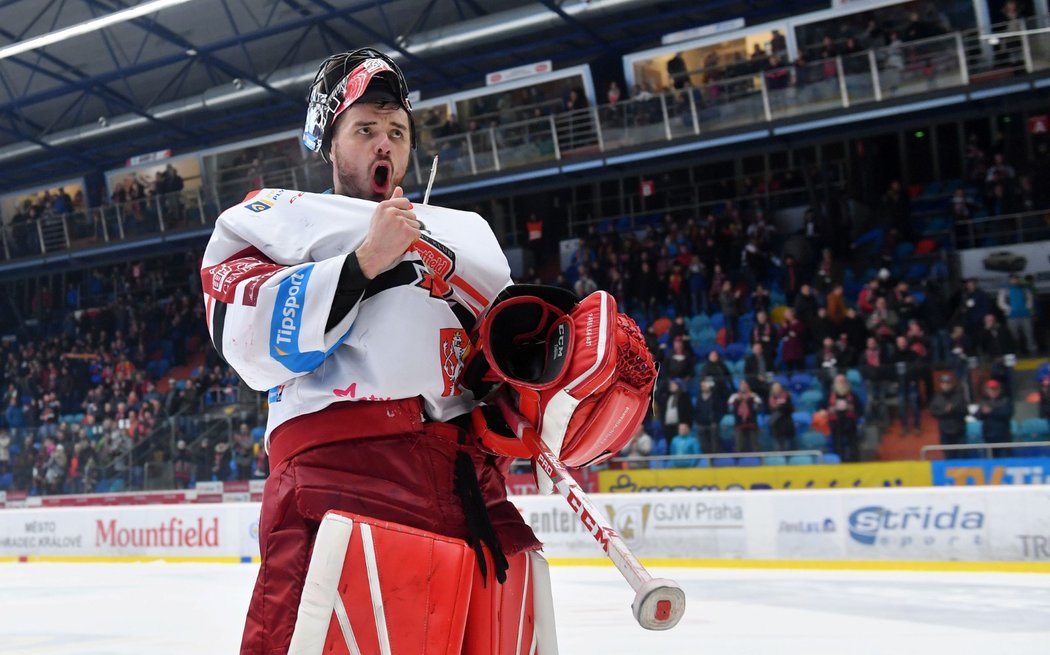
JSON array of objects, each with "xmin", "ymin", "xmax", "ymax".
[{"xmin": 302, "ymin": 48, "xmax": 416, "ymax": 158}]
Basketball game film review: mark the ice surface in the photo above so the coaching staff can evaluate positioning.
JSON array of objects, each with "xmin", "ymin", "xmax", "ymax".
[{"xmin": 1, "ymin": 562, "xmax": 1048, "ymax": 654}]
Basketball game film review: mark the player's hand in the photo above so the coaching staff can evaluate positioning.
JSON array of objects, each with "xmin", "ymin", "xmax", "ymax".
[{"xmin": 356, "ymin": 186, "xmax": 419, "ymax": 279}]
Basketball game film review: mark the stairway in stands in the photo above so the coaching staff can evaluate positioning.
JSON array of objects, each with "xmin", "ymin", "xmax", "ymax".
[{"xmin": 874, "ymin": 412, "xmax": 943, "ymax": 461}]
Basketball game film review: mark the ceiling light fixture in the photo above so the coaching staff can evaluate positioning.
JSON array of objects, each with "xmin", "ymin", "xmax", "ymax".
[{"xmin": 0, "ymin": 0, "xmax": 196, "ymax": 62}]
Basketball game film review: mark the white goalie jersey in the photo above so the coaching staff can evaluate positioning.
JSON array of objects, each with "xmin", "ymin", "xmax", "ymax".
[{"xmin": 200, "ymin": 188, "xmax": 511, "ymax": 440}]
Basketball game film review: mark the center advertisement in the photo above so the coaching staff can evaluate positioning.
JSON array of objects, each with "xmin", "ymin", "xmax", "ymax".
[{"xmin": 516, "ymin": 486, "xmax": 1050, "ymax": 563}]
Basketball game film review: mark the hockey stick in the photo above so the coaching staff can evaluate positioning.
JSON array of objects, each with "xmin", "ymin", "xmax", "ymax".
[
  {"xmin": 493, "ymin": 393, "xmax": 686, "ymax": 631},
  {"xmin": 422, "ymin": 154, "xmax": 439, "ymax": 205}
]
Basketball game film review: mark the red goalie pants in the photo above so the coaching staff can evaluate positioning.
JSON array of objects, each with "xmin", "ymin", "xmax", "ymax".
[{"xmin": 241, "ymin": 421, "xmax": 541, "ymax": 654}]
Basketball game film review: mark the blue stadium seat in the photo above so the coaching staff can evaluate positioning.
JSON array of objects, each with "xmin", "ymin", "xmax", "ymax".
[
  {"xmin": 725, "ymin": 343, "xmax": 747, "ymax": 362},
  {"xmin": 821, "ymin": 453, "xmax": 842, "ymax": 464},
  {"xmin": 1036, "ymin": 362, "xmax": 1050, "ymax": 382},
  {"xmin": 845, "ymin": 368, "xmax": 863, "ymax": 387},
  {"xmin": 685, "ymin": 377, "xmax": 700, "ymax": 403},
  {"xmin": 787, "ymin": 455, "xmax": 816, "ymax": 465},
  {"xmin": 737, "ymin": 316, "xmax": 753, "ymax": 342},
  {"xmin": 791, "ymin": 410, "xmax": 813, "ymax": 429},
  {"xmin": 789, "ymin": 373, "xmax": 814, "ymax": 394},
  {"xmin": 850, "ymin": 379, "xmax": 867, "ymax": 402},
  {"xmin": 690, "ymin": 315, "xmax": 710, "ymax": 332},
  {"xmin": 758, "ymin": 431, "xmax": 775, "ymax": 452},
  {"xmin": 905, "ymin": 263, "xmax": 928, "ymax": 280},
  {"xmin": 798, "ymin": 430, "xmax": 827, "ymax": 451},
  {"xmin": 1020, "ymin": 418, "xmax": 1049, "ymax": 440},
  {"xmin": 647, "ymin": 417, "xmax": 665, "ymax": 440},
  {"xmin": 798, "ymin": 390, "xmax": 825, "ymax": 412},
  {"xmin": 712, "ymin": 457, "xmax": 737, "ymax": 467},
  {"xmin": 736, "ymin": 456, "xmax": 762, "ymax": 467},
  {"xmin": 650, "ymin": 437, "xmax": 668, "ymax": 469},
  {"xmin": 763, "ymin": 455, "xmax": 788, "ymax": 466},
  {"xmin": 696, "ymin": 328, "xmax": 718, "ymax": 345}
]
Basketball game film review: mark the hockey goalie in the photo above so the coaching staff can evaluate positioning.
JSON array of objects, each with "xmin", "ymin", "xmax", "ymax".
[{"xmin": 199, "ymin": 47, "xmax": 656, "ymax": 655}]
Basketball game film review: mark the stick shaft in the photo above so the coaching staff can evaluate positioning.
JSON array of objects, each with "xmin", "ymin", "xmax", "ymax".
[
  {"xmin": 423, "ymin": 154, "xmax": 439, "ymax": 204},
  {"xmin": 494, "ymin": 394, "xmax": 652, "ymax": 593}
]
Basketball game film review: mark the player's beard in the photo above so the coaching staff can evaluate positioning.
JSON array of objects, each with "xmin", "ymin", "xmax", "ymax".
[{"xmin": 334, "ymin": 156, "xmax": 404, "ymax": 202}]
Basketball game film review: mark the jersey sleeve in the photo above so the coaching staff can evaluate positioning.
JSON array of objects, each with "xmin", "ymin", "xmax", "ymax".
[{"xmin": 200, "ymin": 190, "xmax": 372, "ymax": 391}]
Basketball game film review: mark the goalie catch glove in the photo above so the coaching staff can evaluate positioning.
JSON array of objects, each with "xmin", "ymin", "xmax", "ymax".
[{"xmin": 466, "ymin": 285, "xmax": 656, "ymax": 491}]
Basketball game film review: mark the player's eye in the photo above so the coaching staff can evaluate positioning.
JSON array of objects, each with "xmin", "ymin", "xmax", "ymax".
[
  {"xmin": 357, "ymin": 126, "xmax": 371, "ymax": 135},
  {"xmin": 391, "ymin": 129, "xmax": 404, "ymax": 139}
]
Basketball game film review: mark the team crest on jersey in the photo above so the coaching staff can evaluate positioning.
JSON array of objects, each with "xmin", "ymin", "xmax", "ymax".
[
  {"xmin": 413, "ymin": 235, "xmax": 455, "ymax": 300},
  {"xmin": 203, "ymin": 252, "xmax": 282, "ymax": 306},
  {"xmin": 439, "ymin": 328, "xmax": 469, "ymax": 397}
]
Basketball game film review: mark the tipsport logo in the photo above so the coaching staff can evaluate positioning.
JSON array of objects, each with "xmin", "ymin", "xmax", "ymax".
[
  {"xmin": 273, "ymin": 270, "xmax": 308, "ymax": 355},
  {"xmin": 269, "ymin": 265, "xmax": 330, "ymax": 374},
  {"xmin": 847, "ymin": 505, "xmax": 984, "ymax": 548}
]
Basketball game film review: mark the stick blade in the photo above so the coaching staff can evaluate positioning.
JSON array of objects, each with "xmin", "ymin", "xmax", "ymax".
[{"xmin": 632, "ymin": 578, "xmax": 686, "ymax": 631}]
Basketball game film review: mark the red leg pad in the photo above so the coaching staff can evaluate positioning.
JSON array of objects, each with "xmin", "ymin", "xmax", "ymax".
[
  {"xmin": 462, "ymin": 550, "xmax": 544, "ymax": 655},
  {"xmin": 289, "ymin": 510, "xmax": 476, "ymax": 655}
]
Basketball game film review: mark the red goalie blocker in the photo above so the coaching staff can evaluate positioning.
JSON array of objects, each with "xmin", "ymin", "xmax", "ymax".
[{"xmin": 470, "ymin": 285, "xmax": 656, "ymax": 468}]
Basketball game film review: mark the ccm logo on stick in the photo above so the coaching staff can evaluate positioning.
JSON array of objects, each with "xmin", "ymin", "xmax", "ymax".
[{"xmin": 566, "ymin": 487, "xmax": 617, "ymax": 553}]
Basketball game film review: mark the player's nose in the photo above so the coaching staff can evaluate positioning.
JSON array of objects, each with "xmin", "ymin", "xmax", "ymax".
[{"xmin": 374, "ymin": 132, "xmax": 392, "ymax": 155}]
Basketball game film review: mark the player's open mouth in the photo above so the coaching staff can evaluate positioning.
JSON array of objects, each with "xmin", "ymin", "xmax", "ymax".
[{"xmin": 371, "ymin": 161, "xmax": 391, "ymax": 195}]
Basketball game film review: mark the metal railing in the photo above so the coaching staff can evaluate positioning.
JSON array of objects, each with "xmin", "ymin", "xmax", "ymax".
[
  {"xmin": 608, "ymin": 449, "xmax": 827, "ymax": 468},
  {"xmin": 920, "ymin": 440, "xmax": 1050, "ymax": 460},
  {"xmin": 954, "ymin": 208, "xmax": 1050, "ymax": 249},
  {"xmin": 562, "ymin": 162, "xmax": 847, "ymax": 237},
  {"xmin": 2, "ymin": 18, "xmax": 1049, "ymax": 265},
  {"xmin": 0, "ymin": 186, "xmax": 213, "ymax": 261}
]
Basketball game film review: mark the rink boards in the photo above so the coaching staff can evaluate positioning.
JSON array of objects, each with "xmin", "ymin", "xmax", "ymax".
[{"xmin": 0, "ymin": 485, "xmax": 1048, "ymax": 571}]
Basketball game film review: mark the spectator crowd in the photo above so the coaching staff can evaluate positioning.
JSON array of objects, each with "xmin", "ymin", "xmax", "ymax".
[{"xmin": 0, "ymin": 252, "xmax": 267, "ymax": 496}]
